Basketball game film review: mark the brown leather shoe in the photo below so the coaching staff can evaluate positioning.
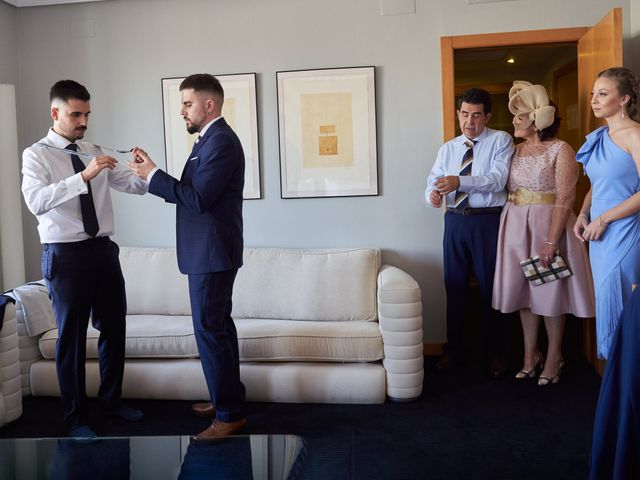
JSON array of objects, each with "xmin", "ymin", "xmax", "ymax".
[
  {"xmin": 489, "ymin": 358, "xmax": 508, "ymax": 379},
  {"xmin": 196, "ymin": 418, "xmax": 247, "ymax": 438},
  {"xmin": 191, "ymin": 402, "xmax": 216, "ymax": 418}
]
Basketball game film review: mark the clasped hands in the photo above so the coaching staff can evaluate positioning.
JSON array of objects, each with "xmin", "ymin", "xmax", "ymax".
[
  {"xmin": 430, "ymin": 176, "xmax": 460, "ymax": 208},
  {"xmin": 573, "ymin": 215, "xmax": 608, "ymax": 242}
]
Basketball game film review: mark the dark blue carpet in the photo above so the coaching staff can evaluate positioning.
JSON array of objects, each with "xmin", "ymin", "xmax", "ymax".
[{"xmin": 0, "ymin": 355, "xmax": 600, "ymax": 480}]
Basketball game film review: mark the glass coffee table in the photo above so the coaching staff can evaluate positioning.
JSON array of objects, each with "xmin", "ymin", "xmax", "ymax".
[{"xmin": 0, "ymin": 434, "xmax": 303, "ymax": 480}]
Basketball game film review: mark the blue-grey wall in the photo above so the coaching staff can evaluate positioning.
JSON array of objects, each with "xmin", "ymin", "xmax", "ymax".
[{"xmin": 8, "ymin": 0, "xmax": 630, "ymax": 343}]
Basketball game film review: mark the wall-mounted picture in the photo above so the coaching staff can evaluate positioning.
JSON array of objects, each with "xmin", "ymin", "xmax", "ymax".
[
  {"xmin": 161, "ymin": 73, "xmax": 261, "ymax": 199},
  {"xmin": 276, "ymin": 66, "xmax": 378, "ymax": 198}
]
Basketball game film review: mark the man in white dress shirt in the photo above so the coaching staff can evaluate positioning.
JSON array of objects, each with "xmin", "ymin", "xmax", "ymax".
[
  {"xmin": 21, "ymin": 80, "xmax": 147, "ymax": 438},
  {"xmin": 425, "ymin": 88, "xmax": 514, "ymax": 378}
]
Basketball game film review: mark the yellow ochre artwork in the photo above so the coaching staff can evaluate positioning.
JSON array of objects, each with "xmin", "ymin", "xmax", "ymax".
[
  {"xmin": 319, "ymin": 125, "xmax": 338, "ymax": 155},
  {"xmin": 300, "ymin": 92, "xmax": 354, "ymax": 168}
]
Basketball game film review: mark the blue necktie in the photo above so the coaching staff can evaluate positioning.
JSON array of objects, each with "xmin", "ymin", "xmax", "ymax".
[{"xmin": 67, "ymin": 144, "xmax": 99, "ymax": 237}]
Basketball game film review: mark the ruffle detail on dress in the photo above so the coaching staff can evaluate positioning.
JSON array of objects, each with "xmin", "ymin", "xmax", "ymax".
[
  {"xmin": 577, "ymin": 126, "xmax": 607, "ymax": 166},
  {"xmin": 596, "ymin": 263, "xmax": 623, "ymax": 359}
]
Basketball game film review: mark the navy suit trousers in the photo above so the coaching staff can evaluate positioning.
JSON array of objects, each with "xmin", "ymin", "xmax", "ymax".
[
  {"xmin": 443, "ymin": 211, "xmax": 505, "ymax": 358},
  {"xmin": 188, "ymin": 269, "xmax": 245, "ymax": 422},
  {"xmin": 42, "ymin": 237, "xmax": 126, "ymax": 428}
]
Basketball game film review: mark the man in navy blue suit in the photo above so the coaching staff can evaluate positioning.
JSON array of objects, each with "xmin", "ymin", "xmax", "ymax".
[{"xmin": 129, "ymin": 74, "xmax": 246, "ymax": 438}]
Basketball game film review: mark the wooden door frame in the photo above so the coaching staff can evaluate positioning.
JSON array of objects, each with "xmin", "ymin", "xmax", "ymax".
[{"xmin": 440, "ymin": 27, "xmax": 588, "ymax": 141}]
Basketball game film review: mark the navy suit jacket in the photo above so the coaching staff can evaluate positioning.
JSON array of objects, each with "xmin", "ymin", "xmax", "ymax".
[{"xmin": 149, "ymin": 118, "xmax": 244, "ymax": 274}]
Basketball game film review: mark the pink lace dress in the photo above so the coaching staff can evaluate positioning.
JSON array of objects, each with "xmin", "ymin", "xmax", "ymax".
[{"xmin": 492, "ymin": 140, "xmax": 595, "ymax": 317}]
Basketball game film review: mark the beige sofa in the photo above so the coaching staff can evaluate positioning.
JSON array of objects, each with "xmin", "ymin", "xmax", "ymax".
[
  {"xmin": 10, "ymin": 246, "xmax": 424, "ymax": 404},
  {"xmin": 0, "ymin": 300, "xmax": 21, "ymax": 426}
]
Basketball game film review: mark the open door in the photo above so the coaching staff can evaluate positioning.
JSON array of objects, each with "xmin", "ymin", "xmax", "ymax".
[
  {"xmin": 577, "ymin": 8, "xmax": 622, "ymax": 375},
  {"xmin": 440, "ymin": 8, "xmax": 622, "ymax": 374}
]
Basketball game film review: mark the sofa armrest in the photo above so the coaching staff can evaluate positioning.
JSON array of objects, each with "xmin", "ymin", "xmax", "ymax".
[
  {"xmin": 0, "ymin": 301, "xmax": 22, "ymax": 426},
  {"xmin": 377, "ymin": 265, "xmax": 423, "ymax": 402},
  {"xmin": 6, "ymin": 283, "xmax": 48, "ymax": 397}
]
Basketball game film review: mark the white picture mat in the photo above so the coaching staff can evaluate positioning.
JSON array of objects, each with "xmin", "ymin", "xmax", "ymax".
[
  {"xmin": 162, "ymin": 73, "xmax": 261, "ymax": 199},
  {"xmin": 277, "ymin": 67, "xmax": 378, "ymax": 198}
]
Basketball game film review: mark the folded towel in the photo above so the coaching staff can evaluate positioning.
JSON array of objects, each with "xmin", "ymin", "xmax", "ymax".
[
  {"xmin": 11, "ymin": 282, "xmax": 56, "ymax": 337},
  {"xmin": 0, "ymin": 294, "xmax": 16, "ymax": 332}
]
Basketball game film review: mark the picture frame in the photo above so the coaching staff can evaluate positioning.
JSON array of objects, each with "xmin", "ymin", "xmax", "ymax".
[
  {"xmin": 161, "ymin": 73, "xmax": 261, "ymax": 199},
  {"xmin": 276, "ymin": 66, "xmax": 378, "ymax": 198}
]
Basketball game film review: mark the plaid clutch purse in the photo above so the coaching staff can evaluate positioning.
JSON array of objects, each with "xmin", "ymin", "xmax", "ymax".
[{"xmin": 520, "ymin": 254, "xmax": 572, "ymax": 287}]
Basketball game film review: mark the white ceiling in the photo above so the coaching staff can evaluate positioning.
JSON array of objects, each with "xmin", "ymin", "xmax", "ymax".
[{"xmin": 2, "ymin": 0, "xmax": 108, "ymax": 7}]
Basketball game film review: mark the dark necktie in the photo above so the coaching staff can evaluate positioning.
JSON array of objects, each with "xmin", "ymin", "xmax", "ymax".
[
  {"xmin": 67, "ymin": 144, "xmax": 99, "ymax": 237},
  {"xmin": 452, "ymin": 140, "xmax": 475, "ymax": 209}
]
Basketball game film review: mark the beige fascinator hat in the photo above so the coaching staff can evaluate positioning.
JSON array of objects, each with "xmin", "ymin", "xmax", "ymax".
[{"xmin": 508, "ymin": 81, "xmax": 556, "ymax": 131}]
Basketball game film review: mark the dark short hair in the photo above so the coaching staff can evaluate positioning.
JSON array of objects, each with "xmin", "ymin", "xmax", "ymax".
[
  {"xmin": 50, "ymin": 80, "xmax": 90, "ymax": 103},
  {"xmin": 457, "ymin": 88, "xmax": 492, "ymax": 114},
  {"xmin": 179, "ymin": 73, "xmax": 224, "ymax": 102},
  {"xmin": 538, "ymin": 101, "xmax": 561, "ymax": 141}
]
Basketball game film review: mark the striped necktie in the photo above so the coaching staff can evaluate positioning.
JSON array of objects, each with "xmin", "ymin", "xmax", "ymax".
[{"xmin": 452, "ymin": 140, "xmax": 475, "ymax": 209}]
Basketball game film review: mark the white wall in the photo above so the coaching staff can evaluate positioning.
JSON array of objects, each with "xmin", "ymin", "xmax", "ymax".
[
  {"xmin": 0, "ymin": 2, "xmax": 17, "ymax": 86},
  {"xmin": 0, "ymin": 0, "xmax": 17, "ymax": 291},
  {"xmin": 11, "ymin": 0, "xmax": 629, "ymax": 343}
]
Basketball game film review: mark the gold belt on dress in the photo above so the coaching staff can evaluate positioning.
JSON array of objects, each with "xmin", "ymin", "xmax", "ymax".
[{"xmin": 507, "ymin": 187, "xmax": 556, "ymax": 206}]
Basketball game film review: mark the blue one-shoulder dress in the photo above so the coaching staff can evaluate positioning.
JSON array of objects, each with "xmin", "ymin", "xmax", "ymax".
[
  {"xmin": 576, "ymin": 126, "xmax": 640, "ymax": 358},
  {"xmin": 589, "ymin": 287, "xmax": 640, "ymax": 479}
]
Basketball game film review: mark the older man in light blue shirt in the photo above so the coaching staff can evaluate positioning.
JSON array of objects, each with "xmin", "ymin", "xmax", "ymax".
[{"xmin": 425, "ymin": 88, "xmax": 514, "ymax": 377}]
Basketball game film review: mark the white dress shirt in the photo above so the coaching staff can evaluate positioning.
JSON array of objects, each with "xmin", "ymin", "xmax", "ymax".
[
  {"xmin": 425, "ymin": 127, "xmax": 514, "ymax": 208},
  {"xmin": 22, "ymin": 128, "xmax": 148, "ymax": 244}
]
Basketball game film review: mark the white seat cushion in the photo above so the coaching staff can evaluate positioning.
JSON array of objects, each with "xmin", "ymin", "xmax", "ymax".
[
  {"xmin": 236, "ymin": 319, "xmax": 383, "ymax": 361},
  {"xmin": 39, "ymin": 316, "xmax": 199, "ymax": 359},
  {"xmin": 38, "ymin": 316, "xmax": 384, "ymax": 363}
]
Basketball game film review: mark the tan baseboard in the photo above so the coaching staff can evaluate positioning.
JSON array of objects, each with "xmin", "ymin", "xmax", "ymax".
[{"xmin": 423, "ymin": 343, "xmax": 444, "ymax": 356}]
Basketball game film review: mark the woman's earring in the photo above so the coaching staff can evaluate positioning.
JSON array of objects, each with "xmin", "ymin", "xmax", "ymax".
[{"xmin": 621, "ymin": 105, "xmax": 625, "ymax": 119}]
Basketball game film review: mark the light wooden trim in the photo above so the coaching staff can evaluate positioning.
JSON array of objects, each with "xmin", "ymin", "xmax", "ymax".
[
  {"xmin": 447, "ymin": 27, "xmax": 589, "ymax": 50},
  {"xmin": 441, "ymin": 26, "xmax": 590, "ymax": 142},
  {"xmin": 441, "ymin": 37, "xmax": 455, "ymax": 140}
]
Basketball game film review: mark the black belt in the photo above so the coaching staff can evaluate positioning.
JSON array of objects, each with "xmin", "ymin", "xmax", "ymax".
[
  {"xmin": 446, "ymin": 207, "xmax": 503, "ymax": 216},
  {"xmin": 45, "ymin": 236, "xmax": 111, "ymax": 248}
]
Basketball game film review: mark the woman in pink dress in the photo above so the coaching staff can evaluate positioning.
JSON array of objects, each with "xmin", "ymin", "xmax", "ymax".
[{"xmin": 493, "ymin": 81, "xmax": 595, "ymax": 385}]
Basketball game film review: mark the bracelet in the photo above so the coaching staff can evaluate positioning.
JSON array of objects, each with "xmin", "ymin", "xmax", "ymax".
[
  {"xmin": 544, "ymin": 241, "xmax": 558, "ymax": 247},
  {"xmin": 599, "ymin": 216, "xmax": 609, "ymax": 227},
  {"xmin": 579, "ymin": 213, "xmax": 589, "ymax": 221}
]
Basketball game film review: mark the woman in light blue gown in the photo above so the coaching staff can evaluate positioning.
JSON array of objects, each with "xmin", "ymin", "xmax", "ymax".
[
  {"xmin": 574, "ymin": 67, "xmax": 640, "ymax": 359},
  {"xmin": 574, "ymin": 67, "xmax": 640, "ymax": 480}
]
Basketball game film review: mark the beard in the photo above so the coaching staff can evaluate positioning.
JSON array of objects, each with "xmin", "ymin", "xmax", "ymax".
[{"xmin": 186, "ymin": 123, "xmax": 198, "ymax": 135}]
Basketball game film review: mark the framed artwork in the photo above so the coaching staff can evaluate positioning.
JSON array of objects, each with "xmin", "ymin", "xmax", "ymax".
[
  {"xmin": 276, "ymin": 66, "xmax": 378, "ymax": 198},
  {"xmin": 161, "ymin": 73, "xmax": 261, "ymax": 199}
]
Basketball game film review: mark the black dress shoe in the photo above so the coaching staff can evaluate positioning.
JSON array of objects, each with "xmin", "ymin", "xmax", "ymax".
[
  {"xmin": 489, "ymin": 358, "xmax": 508, "ymax": 378},
  {"xmin": 436, "ymin": 353, "xmax": 457, "ymax": 371}
]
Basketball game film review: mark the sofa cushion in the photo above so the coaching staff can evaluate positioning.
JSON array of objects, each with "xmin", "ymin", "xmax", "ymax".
[
  {"xmin": 38, "ymin": 316, "xmax": 384, "ymax": 363},
  {"xmin": 119, "ymin": 247, "xmax": 191, "ymax": 316},
  {"xmin": 39, "ymin": 316, "xmax": 199, "ymax": 359},
  {"xmin": 235, "ymin": 319, "xmax": 383, "ymax": 361},
  {"xmin": 233, "ymin": 248, "xmax": 381, "ymax": 321}
]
